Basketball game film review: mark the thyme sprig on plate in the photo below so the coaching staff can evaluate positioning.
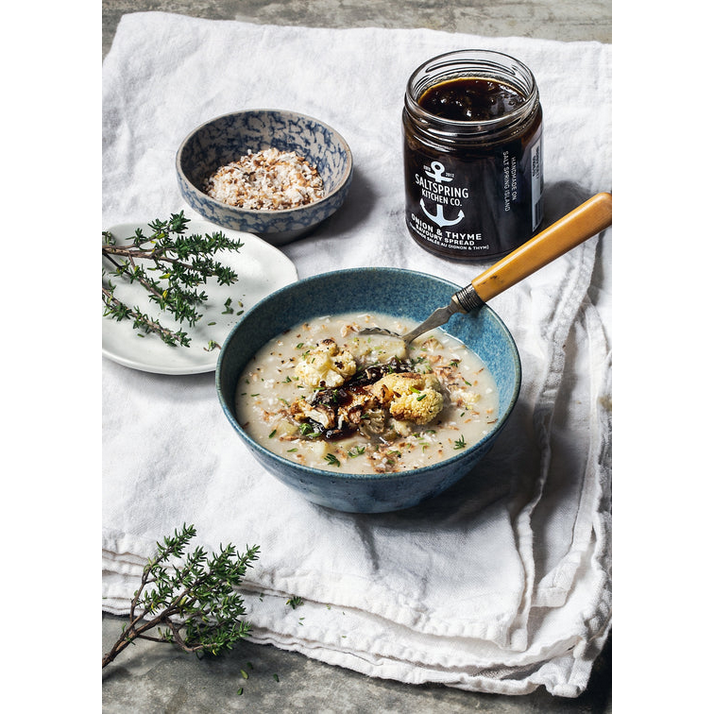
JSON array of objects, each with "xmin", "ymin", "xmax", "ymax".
[
  {"xmin": 102, "ymin": 524, "xmax": 260, "ymax": 668},
  {"xmin": 102, "ymin": 212, "xmax": 244, "ymax": 347}
]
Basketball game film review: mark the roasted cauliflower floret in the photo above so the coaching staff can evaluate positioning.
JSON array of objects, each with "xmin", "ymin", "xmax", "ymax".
[
  {"xmin": 390, "ymin": 389, "xmax": 444, "ymax": 425},
  {"xmin": 294, "ymin": 338, "xmax": 357, "ymax": 388},
  {"xmin": 371, "ymin": 372, "xmax": 444, "ymax": 425}
]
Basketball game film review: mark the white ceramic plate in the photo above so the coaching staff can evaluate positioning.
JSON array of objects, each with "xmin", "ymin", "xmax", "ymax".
[{"xmin": 102, "ymin": 220, "xmax": 298, "ymax": 374}]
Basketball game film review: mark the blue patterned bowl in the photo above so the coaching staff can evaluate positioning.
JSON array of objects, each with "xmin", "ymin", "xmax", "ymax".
[
  {"xmin": 216, "ymin": 268, "xmax": 521, "ymax": 513},
  {"xmin": 176, "ymin": 110, "xmax": 353, "ymax": 246}
]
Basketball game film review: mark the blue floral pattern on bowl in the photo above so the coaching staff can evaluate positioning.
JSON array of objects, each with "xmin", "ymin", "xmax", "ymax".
[{"xmin": 176, "ymin": 110, "xmax": 353, "ymax": 245}]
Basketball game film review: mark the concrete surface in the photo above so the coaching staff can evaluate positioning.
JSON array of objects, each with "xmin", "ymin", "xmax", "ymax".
[
  {"xmin": 102, "ymin": 0, "xmax": 612, "ymax": 59},
  {"xmin": 102, "ymin": 2, "xmax": 612, "ymax": 711},
  {"xmin": 102, "ymin": 613, "xmax": 612, "ymax": 713}
]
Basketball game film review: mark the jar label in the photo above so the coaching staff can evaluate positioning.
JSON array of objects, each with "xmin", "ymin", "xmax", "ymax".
[
  {"xmin": 404, "ymin": 128, "xmax": 544, "ymax": 259},
  {"xmin": 530, "ymin": 137, "xmax": 544, "ymax": 231}
]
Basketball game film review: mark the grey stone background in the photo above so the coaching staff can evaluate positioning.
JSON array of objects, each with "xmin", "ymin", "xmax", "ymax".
[{"xmin": 103, "ymin": 0, "xmax": 612, "ymax": 58}]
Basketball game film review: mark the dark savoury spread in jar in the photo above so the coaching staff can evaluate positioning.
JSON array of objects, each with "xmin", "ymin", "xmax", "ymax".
[{"xmin": 403, "ymin": 50, "xmax": 544, "ymax": 260}]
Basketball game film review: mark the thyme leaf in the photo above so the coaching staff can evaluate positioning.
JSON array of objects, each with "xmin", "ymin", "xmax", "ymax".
[
  {"xmin": 454, "ymin": 434, "xmax": 467, "ymax": 450},
  {"xmin": 324, "ymin": 453, "xmax": 341, "ymax": 467}
]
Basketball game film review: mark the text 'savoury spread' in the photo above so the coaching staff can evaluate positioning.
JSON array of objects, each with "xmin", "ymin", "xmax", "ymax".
[{"xmin": 403, "ymin": 49, "xmax": 544, "ymax": 260}]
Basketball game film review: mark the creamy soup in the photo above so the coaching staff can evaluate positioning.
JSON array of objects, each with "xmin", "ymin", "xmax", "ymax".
[{"xmin": 234, "ymin": 312, "xmax": 499, "ymax": 474}]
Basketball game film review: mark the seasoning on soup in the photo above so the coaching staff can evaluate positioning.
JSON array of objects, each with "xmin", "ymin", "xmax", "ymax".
[{"xmin": 235, "ymin": 312, "xmax": 499, "ymax": 474}]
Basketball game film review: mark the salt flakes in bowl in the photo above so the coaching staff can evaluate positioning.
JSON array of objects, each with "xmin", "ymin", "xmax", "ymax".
[{"xmin": 204, "ymin": 148, "xmax": 325, "ymax": 210}]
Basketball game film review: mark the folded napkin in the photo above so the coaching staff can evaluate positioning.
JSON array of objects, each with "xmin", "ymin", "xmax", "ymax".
[{"xmin": 102, "ymin": 12, "xmax": 611, "ymax": 698}]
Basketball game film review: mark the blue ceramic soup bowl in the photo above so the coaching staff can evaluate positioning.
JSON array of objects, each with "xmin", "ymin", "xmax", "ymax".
[
  {"xmin": 176, "ymin": 109, "xmax": 353, "ymax": 246},
  {"xmin": 216, "ymin": 268, "xmax": 521, "ymax": 513}
]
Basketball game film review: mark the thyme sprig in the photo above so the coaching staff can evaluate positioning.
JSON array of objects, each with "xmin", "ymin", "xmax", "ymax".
[
  {"xmin": 102, "ymin": 212, "xmax": 244, "ymax": 347},
  {"xmin": 454, "ymin": 434, "xmax": 467, "ymax": 450},
  {"xmin": 102, "ymin": 524, "xmax": 260, "ymax": 668}
]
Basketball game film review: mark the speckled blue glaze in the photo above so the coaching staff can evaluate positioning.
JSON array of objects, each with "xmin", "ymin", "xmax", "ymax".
[
  {"xmin": 176, "ymin": 110, "xmax": 353, "ymax": 246},
  {"xmin": 216, "ymin": 268, "xmax": 521, "ymax": 513}
]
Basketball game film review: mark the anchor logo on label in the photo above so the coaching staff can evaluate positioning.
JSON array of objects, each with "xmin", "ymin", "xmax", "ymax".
[
  {"xmin": 420, "ymin": 161, "xmax": 465, "ymax": 227},
  {"xmin": 420, "ymin": 200, "xmax": 465, "ymax": 227}
]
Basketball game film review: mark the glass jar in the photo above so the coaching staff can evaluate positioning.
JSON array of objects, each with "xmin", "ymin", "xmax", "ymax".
[{"xmin": 402, "ymin": 49, "xmax": 544, "ymax": 260}]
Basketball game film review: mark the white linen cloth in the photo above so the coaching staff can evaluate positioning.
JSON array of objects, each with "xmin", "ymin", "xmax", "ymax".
[{"xmin": 102, "ymin": 12, "xmax": 611, "ymax": 698}]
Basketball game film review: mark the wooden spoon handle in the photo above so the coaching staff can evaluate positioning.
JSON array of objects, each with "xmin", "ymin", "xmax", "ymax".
[{"xmin": 471, "ymin": 192, "xmax": 612, "ymax": 302}]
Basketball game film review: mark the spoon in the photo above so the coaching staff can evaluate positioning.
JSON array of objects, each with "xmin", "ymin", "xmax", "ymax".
[{"xmin": 361, "ymin": 191, "xmax": 612, "ymax": 345}]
